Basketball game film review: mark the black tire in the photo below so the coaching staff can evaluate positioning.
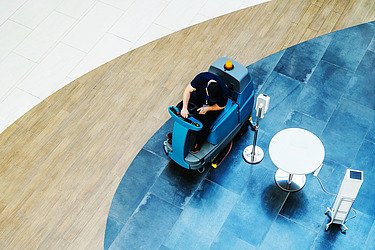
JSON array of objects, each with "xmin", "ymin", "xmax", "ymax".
[{"xmin": 197, "ymin": 166, "xmax": 206, "ymax": 173}]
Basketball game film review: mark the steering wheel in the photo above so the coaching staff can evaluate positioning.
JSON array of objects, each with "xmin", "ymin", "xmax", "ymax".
[
  {"xmin": 187, "ymin": 102, "xmax": 199, "ymax": 115},
  {"xmin": 176, "ymin": 102, "xmax": 199, "ymax": 116}
]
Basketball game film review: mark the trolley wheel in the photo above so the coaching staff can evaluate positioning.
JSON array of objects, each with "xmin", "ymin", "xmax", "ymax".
[{"xmin": 340, "ymin": 225, "xmax": 348, "ymax": 234}]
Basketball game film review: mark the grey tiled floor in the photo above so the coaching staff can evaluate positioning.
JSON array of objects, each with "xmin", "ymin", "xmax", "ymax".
[{"xmin": 105, "ymin": 22, "xmax": 375, "ymax": 249}]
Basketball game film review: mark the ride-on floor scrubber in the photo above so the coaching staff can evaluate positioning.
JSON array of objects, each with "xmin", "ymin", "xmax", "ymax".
[{"xmin": 163, "ymin": 57, "xmax": 255, "ymax": 170}]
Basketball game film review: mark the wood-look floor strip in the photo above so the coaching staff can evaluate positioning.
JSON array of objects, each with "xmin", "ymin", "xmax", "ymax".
[{"xmin": 1, "ymin": 0, "xmax": 374, "ymax": 248}]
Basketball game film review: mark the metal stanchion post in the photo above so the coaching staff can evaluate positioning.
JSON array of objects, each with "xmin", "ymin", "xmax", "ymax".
[{"xmin": 243, "ymin": 94, "xmax": 270, "ymax": 164}]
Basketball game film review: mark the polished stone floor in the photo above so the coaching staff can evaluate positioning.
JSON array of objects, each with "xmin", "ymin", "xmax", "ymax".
[{"xmin": 105, "ymin": 21, "xmax": 375, "ymax": 249}]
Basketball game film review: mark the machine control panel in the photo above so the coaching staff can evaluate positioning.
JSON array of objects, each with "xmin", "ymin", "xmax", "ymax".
[{"xmin": 168, "ymin": 106, "xmax": 202, "ymax": 131}]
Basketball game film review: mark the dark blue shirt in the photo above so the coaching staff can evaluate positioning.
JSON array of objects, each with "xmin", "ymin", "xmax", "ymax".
[{"xmin": 190, "ymin": 80, "xmax": 228, "ymax": 108}]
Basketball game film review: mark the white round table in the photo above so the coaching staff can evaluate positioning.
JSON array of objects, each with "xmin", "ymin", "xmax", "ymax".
[{"xmin": 269, "ymin": 128, "xmax": 325, "ymax": 192}]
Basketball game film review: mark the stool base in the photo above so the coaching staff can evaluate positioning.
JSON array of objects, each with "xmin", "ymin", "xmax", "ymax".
[{"xmin": 275, "ymin": 169, "xmax": 306, "ymax": 192}]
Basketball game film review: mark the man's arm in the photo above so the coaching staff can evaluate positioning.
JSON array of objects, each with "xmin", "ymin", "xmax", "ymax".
[
  {"xmin": 181, "ymin": 84, "xmax": 195, "ymax": 118},
  {"xmin": 197, "ymin": 103, "xmax": 225, "ymax": 115}
]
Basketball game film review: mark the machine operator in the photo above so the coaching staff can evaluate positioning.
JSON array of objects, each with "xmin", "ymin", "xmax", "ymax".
[{"xmin": 167, "ymin": 78, "xmax": 228, "ymax": 153}]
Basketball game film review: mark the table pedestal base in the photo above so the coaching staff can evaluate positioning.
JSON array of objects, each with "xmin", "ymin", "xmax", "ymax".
[
  {"xmin": 275, "ymin": 169, "xmax": 306, "ymax": 192},
  {"xmin": 243, "ymin": 145, "xmax": 264, "ymax": 164}
]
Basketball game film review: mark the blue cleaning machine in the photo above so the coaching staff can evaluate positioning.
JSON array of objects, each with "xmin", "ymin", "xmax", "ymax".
[{"xmin": 163, "ymin": 57, "xmax": 255, "ymax": 170}]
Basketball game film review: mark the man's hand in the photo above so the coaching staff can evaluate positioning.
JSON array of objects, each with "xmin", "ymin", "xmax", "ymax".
[
  {"xmin": 197, "ymin": 106, "xmax": 209, "ymax": 115},
  {"xmin": 181, "ymin": 84, "xmax": 194, "ymax": 118},
  {"xmin": 181, "ymin": 108, "xmax": 189, "ymax": 118}
]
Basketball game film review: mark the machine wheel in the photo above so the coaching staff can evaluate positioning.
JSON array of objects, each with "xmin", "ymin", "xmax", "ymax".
[
  {"xmin": 163, "ymin": 140, "xmax": 172, "ymax": 155},
  {"xmin": 197, "ymin": 167, "xmax": 206, "ymax": 174}
]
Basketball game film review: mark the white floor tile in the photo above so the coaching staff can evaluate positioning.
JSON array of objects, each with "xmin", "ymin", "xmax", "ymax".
[
  {"xmin": 63, "ymin": 76, "xmax": 74, "ymax": 86},
  {"xmin": 56, "ymin": 0, "xmax": 96, "ymax": 19},
  {"xmin": 134, "ymin": 23, "xmax": 172, "ymax": 48},
  {"xmin": 0, "ymin": 116, "xmax": 8, "ymax": 134},
  {"xmin": 14, "ymin": 11, "xmax": 75, "ymax": 62},
  {"xmin": 62, "ymin": 2, "xmax": 123, "ymax": 53},
  {"xmin": 17, "ymin": 43, "xmax": 85, "ymax": 100},
  {"xmin": 241, "ymin": 0, "xmax": 270, "ymax": 8},
  {"xmin": 154, "ymin": 0, "xmax": 207, "ymax": 32},
  {"xmin": 109, "ymin": 0, "xmax": 168, "ymax": 43},
  {"xmin": 58, "ymin": 76, "xmax": 74, "ymax": 92},
  {"xmin": 199, "ymin": 0, "xmax": 243, "ymax": 19},
  {"xmin": 0, "ymin": 53, "xmax": 35, "ymax": 101},
  {"xmin": 10, "ymin": 0, "xmax": 65, "ymax": 29},
  {"xmin": 190, "ymin": 13, "xmax": 210, "ymax": 26},
  {"xmin": 0, "ymin": 88, "xmax": 41, "ymax": 126},
  {"xmin": 0, "ymin": 0, "xmax": 28, "ymax": 26},
  {"xmin": 69, "ymin": 33, "xmax": 133, "ymax": 79},
  {"xmin": 0, "ymin": 20, "xmax": 31, "ymax": 62},
  {"xmin": 99, "ymin": 0, "xmax": 136, "ymax": 11}
]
